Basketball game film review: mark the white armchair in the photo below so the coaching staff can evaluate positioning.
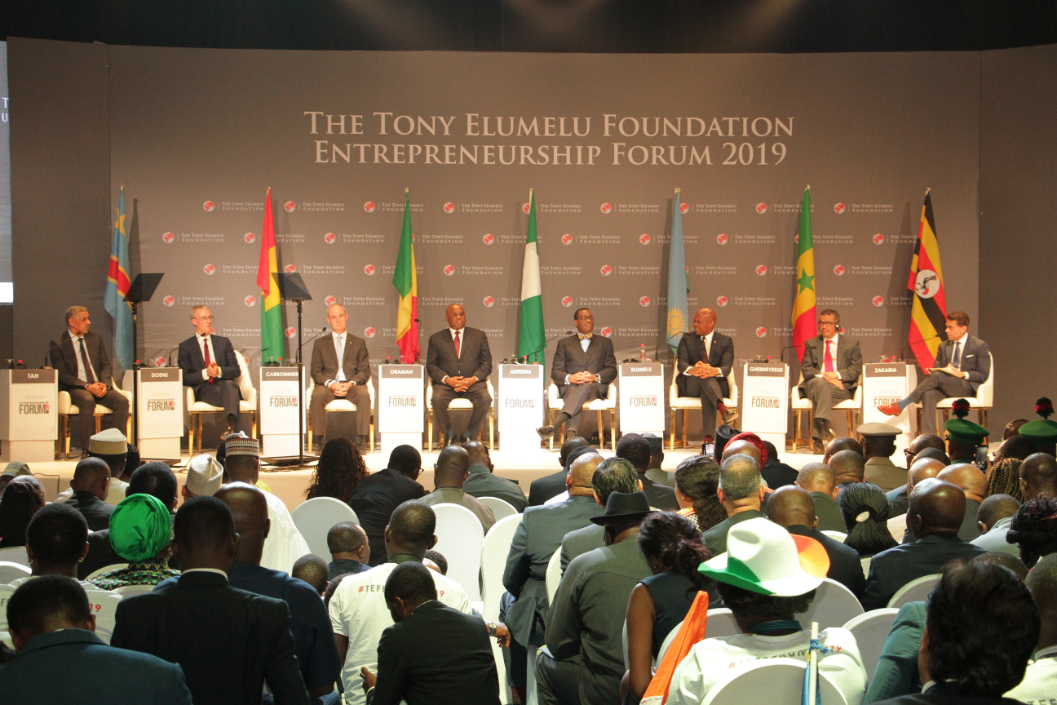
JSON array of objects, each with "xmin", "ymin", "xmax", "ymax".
[
  {"xmin": 668, "ymin": 371, "xmax": 737, "ymax": 450},
  {"xmin": 547, "ymin": 382, "xmax": 617, "ymax": 452},
  {"xmin": 186, "ymin": 350, "xmax": 258, "ymax": 452},
  {"xmin": 305, "ymin": 376, "xmax": 375, "ymax": 452},
  {"xmin": 426, "ymin": 379, "xmax": 495, "ymax": 450},
  {"xmin": 58, "ymin": 381, "xmax": 132, "ymax": 460},
  {"xmin": 791, "ymin": 373, "xmax": 863, "ymax": 452}
]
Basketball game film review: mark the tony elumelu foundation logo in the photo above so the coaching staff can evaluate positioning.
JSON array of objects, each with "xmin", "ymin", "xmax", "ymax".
[
  {"xmin": 284, "ymin": 264, "xmax": 296, "ymax": 274},
  {"xmin": 203, "ymin": 264, "xmax": 216, "ymax": 275},
  {"xmin": 716, "ymin": 234, "xmax": 728, "ymax": 245},
  {"xmin": 444, "ymin": 265, "xmax": 455, "ymax": 276},
  {"xmin": 680, "ymin": 202, "xmax": 690, "ymax": 214},
  {"xmin": 483, "ymin": 234, "xmax": 495, "ymax": 245},
  {"xmin": 324, "ymin": 233, "xmax": 336, "ymax": 244},
  {"xmin": 285, "ymin": 328, "xmax": 296, "ymax": 338},
  {"xmin": 756, "ymin": 327, "xmax": 768, "ymax": 338},
  {"xmin": 873, "ymin": 234, "xmax": 885, "ymax": 245},
  {"xmin": 872, "ymin": 296, "xmax": 885, "ymax": 307},
  {"xmin": 716, "ymin": 296, "xmax": 728, "ymax": 307},
  {"xmin": 163, "ymin": 296, "xmax": 175, "ymax": 307},
  {"xmin": 639, "ymin": 296, "xmax": 651, "ymax": 307},
  {"xmin": 600, "ymin": 203, "xmax": 612, "ymax": 214},
  {"xmin": 483, "ymin": 296, "xmax": 495, "ymax": 308},
  {"xmin": 203, "ymin": 201, "xmax": 215, "ymax": 212},
  {"xmin": 443, "ymin": 202, "xmax": 455, "ymax": 214},
  {"xmin": 562, "ymin": 296, "xmax": 573, "ymax": 307},
  {"xmin": 364, "ymin": 202, "xmax": 376, "ymax": 213},
  {"xmin": 364, "ymin": 327, "xmax": 376, "ymax": 339},
  {"xmin": 756, "ymin": 265, "xmax": 768, "ymax": 276},
  {"xmin": 756, "ymin": 203, "xmax": 767, "ymax": 214},
  {"xmin": 834, "ymin": 265, "xmax": 845, "ymax": 276},
  {"xmin": 834, "ymin": 203, "xmax": 846, "ymax": 214},
  {"xmin": 600, "ymin": 265, "xmax": 612, "ymax": 276},
  {"xmin": 364, "ymin": 264, "xmax": 376, "ymax": 276},
  {"xmin": 245, "ymin": 296, "xmax": 256, "ymax": 307},
  {"xmin": 162, "ymin": 232, "xmax": 175, "ymax": 244},
  {"xmin": 324, "ymin": 295, "xmax": 337, "ymax": 306},
  {"xmin": 244, "ymin": 233, "xmax": 256, "ymax": 244},
  {"xmin": 600, "ymin": 327, "xmax": 612, "ymax": 338},
  {"xmin": 284, "ymin": 201, "xmax": 296, "ymax": 213},
  {"xmin": 639, "ymin": 234, "xmax": 651, "ymax": 245},
  {"xmin": 561, "ymin": 234, "xmax": 573, "ymax": 245}
]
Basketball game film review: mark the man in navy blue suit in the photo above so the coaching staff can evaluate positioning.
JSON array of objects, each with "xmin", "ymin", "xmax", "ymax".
[{"xmin": 177, "ymin": 305, "xmax": 243, "ymax": 434}]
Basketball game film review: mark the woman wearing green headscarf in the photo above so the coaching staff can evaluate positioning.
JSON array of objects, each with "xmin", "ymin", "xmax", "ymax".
[{"xmin": 88, "ymin": 493, "xmax": 179, "ymax": 590}]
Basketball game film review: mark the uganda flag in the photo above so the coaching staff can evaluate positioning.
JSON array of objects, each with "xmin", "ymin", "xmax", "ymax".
[
  {"xmin": 790, "ymin": 186, "xmax": 816, "ymax": 362},
  {"xmin": 256, "ymin": 188, "xmax": 284, "ymax": 364},
  {"xmin": 393, "ymin": 189, "xmax": 419, "ymax": 363},
  {"xmin": 907, "ymin": 190, "xmax": 947, "ymax": 370}
]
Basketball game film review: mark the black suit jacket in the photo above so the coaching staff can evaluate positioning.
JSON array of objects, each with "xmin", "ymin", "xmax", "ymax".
[
  {"xmin": 550, "ymin": 335, "xmax": 617, "ymax": 393},
  {"xmin": 368, "ymin": 601, "xmax": 500, "ymax": 705},
  {"xmin": 49, "ymin": 330, "xmax": 115, "ymax": 390},
  {"xmin": 675, "ymin": 331, "xmax": 733, "ymax": 398},
  {"xmin": 310, "ymin": 332, "xmax": 370, "ymax": 387},
  {"xmin": 861, "ymin": 534, "xmax": 986, "ymax": 611},
  {"xmin": 762, "ymin": 459, "xmax": 800, "ymax": 490},
  {"xmin": 933, "ymin": 335, "xmax": 991, "ymax": 391},
  {"xmin": 66, "ymin": 490, "xmax": 115, "ymax": 531},
  {"xmin": 871, "ymin": 681, "xmax": 1023, "ymax": 705},
  {"xmin": 787, "ymin": 524, "xmax": 865, "ymax": 598},
  {"xmin": 799, "ymin": 334, "xmax": 863, "ymax": 389},
  {"xmin": 177, "ymin": 335, "xmax": 240, "ymax": 390},
  {"xmin": 640, "ymin": 473, "xmax": 678, "ymax": 510},
  {"xmin": 426, "ymin": 327, "xmax": 492, "ymax": 384},
  {"xmin": 528, "ymin": 469, "xmax": 569, "ymax": 507},
  {"xmin": 349, "ymin": 469, "xmax": 428, "ymax": 566},
  {"xmin": 111, "ymin": 571, "xmax": 310, "ymax": 705}
]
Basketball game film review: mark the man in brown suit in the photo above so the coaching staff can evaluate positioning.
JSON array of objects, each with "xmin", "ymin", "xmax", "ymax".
[{"xmin": 310, "ymin": 304, "xmax": 371, "ymax": 449}]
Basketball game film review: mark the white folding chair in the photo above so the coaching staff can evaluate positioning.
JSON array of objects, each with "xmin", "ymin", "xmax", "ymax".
[
  {"xmin": 657, "ymin": 619, "xmax": 684, "ymax": 664},
  {"xmin": 545, "ymin": 548, "xmax": 562, "ymax": 606},
  {"xmin": 306, "ymin": 376, "xmax": 375, "ymax": 452},
  {"xmin": 290, "ymin": 497, "xmax": 360, "ymax": 561},
  {"xmin": 114, "ymin": 584, "xmax": 156, "ymax": 597},
  {"xmin": 481, "ymin": 513, "xmax": 522, "ymax": 704},
  {"xmin": 85, "ymin": 589, "xmax": 124, "ymax": 644},
  {"xmin": 843, "ymin": 608, "xmax": 899, "ymax": 681},
  {"xmin": 0, "ymin": 561, "xmax": 31, "ymax": 584},
  {"xmin": 547, "ymin": 382, "xmax": 617, "ymax": 452},
  {"xmin": 85, "ymin": 563, "xmax": 130, "ymax": 582},
  {"xmin": 705, "ymin": 608, "xmax": 740, "ymax": 638},
  {"xmin": 479, "ymin": 497, "xmax": 518, "ymax": 522},
  {"xmin": 0, "ymin": 584, "xmax": 14, "ymax": 632},
  {"xmin": 934, "ymin": 352, "xmax": 994, "ymax": 431},
  {"xmin": 704, "ymin": 657, "xmax": 849, "ymax": 705},
  {"xmin": 426, "ymin": 379, "xmax": 495, "ymax": 450},
  {"xmin": 669, "ymin": 371, "xmax": 738, "ymax": 450},
  {"xmin": 822, "ymin": 530, "xmax": 848, "ymax": 543},
  {"xmin": 792, "ymin": 372, "xmax": 863, "ymax": 452},
  {"xmin": 797, "ymin": 577, "xmax": 864, "ymax": 631},
  {"xmin": 57, "ymin": 380, "xmax": 133, "ymax": 460},
  {"xmin": 0, "ymin": 547, "xmax": 29, "ymax": 566},
  {"xmin": 187, "ymin": 350, "xmax": 259, "ymax": 452},
  {"xmin": 887, "ymin": 573, "xmax": 941, "ymax": 609},
  {"xmin": 432, "ymin": 503, "xmax": 485, "ymax": 602}
]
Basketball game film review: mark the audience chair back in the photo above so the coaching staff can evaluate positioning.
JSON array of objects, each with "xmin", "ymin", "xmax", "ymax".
[
  {"xmin": 85, "ymin": 589, "xmax": 123, "ymax": 644},
  {"xmin": 704, "ymin": 658, "xmax": 849, "ymax": 705},
  {"xmin": 480, "ymin": 513, "xmax": 521, "ymax": 703},
  {"xmin": 114, "ymin": 584, "xmax": 156, "ymax": 597},
  {"xmin": 822, "ymin": 530, "xmax": 848, "ymax": 543},
  {"xmin": 0, "ymin": 561, "xmax": 31, "ymax": 583},
  {"xmin": 431, "ymin": 502, "xmax": 485, "ymax": 602},
  {"xmin": 860, "ymin": 557, "xmax": 871, "ymax": 580},
  {"xmin": 291, "ymin": 497, "xmax": 359, "ymax": 561},
  {"xmin": 0, "ymin": 546, "xmax": 29, "ymax": 566},
  {"xmin": 842, "ymin": 609, "xmax": 899, "ymax": 681},
  {"xmin": 85, "ymin": 563, "xmax": 130, "ymax": 581},
  {"xmin": 478, "ymin": 496, "xmax": 518, "ymax": 522},
  {"xmin": 797, "ymin": 577, "xmax": 864, "ymax": 631},
  {"xmin": 545, "ymin": 548, "xmax": 562, "ymax": 606},
  {"xmin": 886, "ymin": 573, "xmax": 941, "ymax": 610}
]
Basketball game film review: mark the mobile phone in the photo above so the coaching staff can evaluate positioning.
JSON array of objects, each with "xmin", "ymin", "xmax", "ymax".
[
  {"xmin": 703, "ymin": 442, "xmax": 716, "ymax": 458},
  {"xmin": 975, "ymin": 445, "xmax": 988, "ymax": 471}
]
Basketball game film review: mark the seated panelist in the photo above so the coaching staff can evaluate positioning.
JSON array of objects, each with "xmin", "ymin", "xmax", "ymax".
[{"xmin": 177, "ymin": 306, "xmax": 242, "ymax": 435}]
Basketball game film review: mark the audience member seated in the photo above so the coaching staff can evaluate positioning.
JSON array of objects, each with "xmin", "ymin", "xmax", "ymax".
[
  {"xmin": 936, "ymin": 463, "xmax": 987, "ymax": 541},
  {"xmin": 0, "ymin": 575, "xmax": 194, "ymax": 705},
  {"xmin": 900, "ymin": 434, "xmax": 946, "ymax": 474},
  {"xmin": 502, "ymin": 452, "xmax": 606, "ymax": 698},
  {"xmin": 667, "ymin": 517, "xmax": 867, "ymax": 705},
  {"xmin": 324, "ymin": 572, "xmax": 351, "ymax": 608},
  {"xmin": 292, "ymin": 554, "xmax": 330, "ymax": 597},
  {"xmin": 225, "ymin": 436, "xmax": 312, "ymax": 574},
  {"xmin": 462, "ymin": 440, "xmax": 527, "ymax": 512},
  {"xmin": 618, "ymin": 433, "xmax": 678, "ymax": 510},
  {"xmin": 830, "ymin": 449, "xmax": 867, "ymax": 488},
  {"xmin": 182, "ymin": 454, "xmax": 224, "ymax": 501},
  {"xmin": 861, "ymin": 478, "xmax": 986, "ymax": 611},
  {"xmin": 56, "ymin": 429, "xmax": 131, "ymax": 505},
  {"xmin": 305, "ymin": 437, "xmax": 368, "ymax": 503},
  {"xmin": 0, "ymin": 476, "xmax": 45, "ymax": 548},
  {"xmin": 423, "ymin": 549, "xmax": 448, "ymax": 575},
  {"xmin": 1006, "ymin": 496, "xmax": 1057, "ymax": 568},
  {"xmin": 1006, "ymin": 553, "xmax": 1057, "ymax": 702},
  {"xmin": 10, "ymin": 503, "xmax": 95, "ymax": 588},
  {"xmin": 0, "ymin": 461, "xmax": 32, "ymax": 498},
  {"xmin": 643, "ymin": 433, "xmax": 673, "ymax": 488},
  {"xmin": 528, "ymin": 437, "xmax": 591, "ymax": 507},
  {"xmin": 89, "ymin": 493, "xmax": 178, "ymax": 590},
  {"xmin": 1017, "ymin": 398, "xmax": 1057, "ymax": 457},
  {"xmin": 349, "ymin": 444, "xmax": 428, "ymax": 566},
  {"xmin": 673, "ymin": 454, "xmax": 726, "ymax": 533},
  {"xmin": 824, "ymin": 436, "xmax": 863, "ymax": 464},
  {"xmin": 795, "ymin": 462, "xmax": 845, "ymax": 533},
  {"xmin": 539, "ymin": 446, "xmax": 602, "ymax": 507},
  {"xmin": 985, "ymin": 458, "xmax": 1025, "ymax": 503},
  {"xmin": 420, "ymin": 445, "xmax": 496, "ymax": 531},
  {"xmin": 761, "ymin": 439, "xmax": 799, "ymax": 489},
  {"xmin": 327, "ymin": 521, "xmax": 371, "ymax": 579},
  {"xmin": 112, "ymin": 496, "xmax": 310, "ymax": 705},
  {"xmin": 721, "ymin": 433, "xmax": 767, "ymax": 465},
  {"xmin": 703, "ymin": 454, "xmax": 767, "ymax": 554},
  {"xmin": 1019, "ymin": 452, "xmax": 1057, "ymax": 502},
  {"xmin": 971, "ymin": 494, "xmax": 1021, "ymax": 556},
  {"xmin": 625, "ymin": 512, "xmax": 716, "ymax": 702},
  {"xmin": 888, "ymin": 457, "xmax": 945, "ymax": 520},
  {"xmin": 537, "ymin": 491, "xmax": 653, "ymax": 705},
  {"xmin": 839, "ymin": 482, "xmax": 898, "ymax": 558},
  {"xmin": 63, "ymin": 457, "xmax": 116, "ymax": 531},
  {"xmin": 768, "ymin": 486, "xmax": 864, "ymax": 597},
  {"xmin": 559, "ymin": 456, "xmax": 638, "ymax": 571},
  {"xmin": 992, "ymin": 434, "xmax": 1037, "ymax": 465},
  {"xmin": 329, "ymin": 500, "xmax": 475, "ymax": 705},
  {"xmin": 360, "ymin": 562, "xmax": 501, "ymax": 705}
]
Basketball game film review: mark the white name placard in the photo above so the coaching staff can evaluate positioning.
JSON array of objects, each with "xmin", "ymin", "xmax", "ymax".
[
  {"xmin": 618, "ymin": 363, "xmax": 665, "ymax": 435},
  {"xmin": 741, "ymin": 362, "xmax": 789, "ymax": 436},
  {"xmin": 498, "ymin": 364, "xmax": 543, "ymax": 431},
  {"xmin": 378, "ymin": 365, "xmax": 424, "ymax": 433}
]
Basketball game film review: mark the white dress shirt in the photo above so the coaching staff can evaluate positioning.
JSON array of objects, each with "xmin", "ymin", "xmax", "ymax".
[
  {"xmin": 70, "ymin": 333, "xmax": 94, "ymax": 385},
  {"xmin": 949, "ymin": 331, "xmax": 969, "ymax": 369}
]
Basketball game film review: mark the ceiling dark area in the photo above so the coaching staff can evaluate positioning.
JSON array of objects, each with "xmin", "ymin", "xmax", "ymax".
[{"xmin": 2, "ymin": 0, "xmax": 1055, "ymax": 53}]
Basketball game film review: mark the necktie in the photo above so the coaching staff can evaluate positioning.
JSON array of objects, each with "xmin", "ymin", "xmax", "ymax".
[
  {"xmin": 203, "ymin": 337, "xmax": 215, "ymax": 384},
  {"xmin": 454, "ymin": 330, "xmax": 461, "ymax": 357},
  {"xmin": 578, "ymin": 333, "xmax": 592, "ymax": 340},
  {"xmin": 952, "ymin": 342, "xmax": 961, "ymax": 368},
  {"xmin": 824, "ymin": 340, "xmax": 835, "ymax": 373},
  {"xmin": 79, "ymin": 338, "xmax": 96, "ymax": 384},
  {"xmin": 701, "ymin": 335, "xmax": 709, "ymax": 360}
]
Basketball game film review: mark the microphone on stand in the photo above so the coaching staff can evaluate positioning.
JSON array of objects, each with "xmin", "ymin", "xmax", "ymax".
[
  {"xmin": 523, "ymin": 331, "xmax": 573, "ymax": 362},
  {"xmin": 162, "ymin": 347, "xmax": 180, "ymax": 367},
  {"xmin": 296, "ymin": 326, "xmax": 329, "ymax": 359}
]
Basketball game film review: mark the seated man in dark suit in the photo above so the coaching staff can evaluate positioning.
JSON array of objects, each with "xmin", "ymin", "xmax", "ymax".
[
  {"xmin": 797, "ymin": 309, "xmax": 862, "ymax": 452},
  {"xmin": 349, "ymin": 444, "xmax": 428, "ymax": 566},
  {"xmin": 860, "ymin": 478, "xmax": 986, "ymax": 611},
  {"xmin": 64, "ymin": 457, "xmax": 115, "ymax": 531},
  {"xmin": 616, "ymin": 433, "xmax": 677, "ymax": 510},
  {"xmin": 703, "ymin": 454, "xmax": 767, "ymax": 555},
  {"xmin": 177, "ymin": 305, "xmax": 243, "ymax": 434},
  {"xmin": 766, "ymin": 485, "xmax": 865, "ymax": 597},
  {"xmin": 462, "ymin": 441, "xmax": 527, "ymax": 512},
  {"xmin": 0, "ymin": 575, "xmax": 194, "ymax": 705},
  {"xmin": 111, "ymin": 496, "xmax": 310, "ymax": 705},
  {"xmin": 49, "ymin": 305, "xmax": 130, "ymax": 456},
  {"xmin": 528, "ymin": 437, "xmax": 591, "ymax": 507},
  {"xmin": 425, "ymin": 304, "xmax": 493, "ymax": 446},
  {"xmin": 937, "ymin": 463, "xmax": 986, "ymax": 542},
  {"xmin": 761, "ymin": 439, "xmax": 800, "ymax": 490},
  {"xmin": 362, "ymin": 562, "xmax": 501, "ymax": 705},
  {"xmin": 823, "ymin": 436, "xmax": 862, "ymax": 465},
  {"xmin": 560, "ymin": 457, "xmax": 641, "ymax": 572},
  {"xmin": 674, "ymin": 307, "xmax": 735, "ymax": 443},
  {"xmin": 795, "ymin": 462, "xmax": 845, "ymax": 533},
  {"xmin": 830, "ymin": 449, "xmax": 866, "ymax": 487},
  {"xmin": 310, "ymin": 303, "xmax": 372, "ymax": 449},
  {"xmin": 327, "ymin": 521, "xmax": 371, "ymax": 579},
  {"xmin": 420, "ymin": 445, "xmax": 496, "ymax": 532}
]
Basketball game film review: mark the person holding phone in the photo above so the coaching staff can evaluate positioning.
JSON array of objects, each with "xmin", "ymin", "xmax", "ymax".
[{"xmin": 797, "ymin": 309, "xmax": 862, "ymax": 454}]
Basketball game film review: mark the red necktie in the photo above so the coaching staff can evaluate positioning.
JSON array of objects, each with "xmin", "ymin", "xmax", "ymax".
[
  {"xmin": 203, "ymin": 337, "xmax": 215, "ymax": 383},
  {"xmin": 454, "ymin": 331, "xmax": 461, "ymax": 358},
  {"xmin": 824, "ymin": 340, "xmax": 835, "ymax": 373}
]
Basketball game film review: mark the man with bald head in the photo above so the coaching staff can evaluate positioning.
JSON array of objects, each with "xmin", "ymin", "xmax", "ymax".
[
  {"xmin": 902, "ymin": 433, "xmax": 946, "ymax": 470},
  {"xmin": 65, "ymin": 457, "xmax": 115, "ymax": 531},
  {"xmin": 861, "ymin": 478, "xmax": 986, "ymax": 610},
  {"xmin": 829, "ymin": 449, "xmax": 866, "ymax": 487},
  {"xmin": 823, "ymin": 436, "xmax": 862, "ymax": 465},
  {"xmin": 177, "ymin": 305, "xmax": 242, "ymax": 435},
  {"xmin": 971, "ymin": 494, "xmax": 1022, "ymax": 556},
  {"xmin": 888, "ymin": 457, "xmax": 946, "ymax": 520},
  {"xmin": 721, "ymin": 438, "xmax": 761, "ymax": 464},
  {"xmin": 420, "ymin": 445, "xmax": 495, "ymax": 531},
  {"xmin": 462, "ymin": 441, "xmax": 527, "ymax": 512},
  {"xmin": 703, "ymin": 454, "xmax": 766, "ymax": 554},
  {"xmin": 502, "ymin": 452, "xmax": 606, "ymax": 699},
  {"xmin": 427, "ymin": 304, "xmax": 493, "ymax": 446},
  {"xmin": 795, "ymin": 462, "xmax": 845, "ymax": 532},
  {"xmin": 675, "ymin": 308, "xmax": 735, "ymax": 443},
  {"xmin": 766, "ymin": 486, "xmax": 864, "ymax": 596},
  {"xmin": 310, "ymin": 303, "xmax": 372, "ymax": 450},
  {"xmin": 798, "ymin": 309, "xmax": 862, "ymax": 453},
  {"xmin": 528, "ymin": 437, "xmax": 591, "ymax": 507},
  {"xmin": 1020, "ymin": 452, "xmax": 1057, "ymax": 501},
  {"xmin": 327, "ymin": 521, "xmax": 371, "ymax": 579},
  {"xmin": 937, "ymin": 463, "xmax": 987, "ymax": 541}
]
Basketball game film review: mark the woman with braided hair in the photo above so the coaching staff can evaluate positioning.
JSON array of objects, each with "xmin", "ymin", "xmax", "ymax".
[
  {"xmin": 985, "ymin": 457, "xmax": 1025, "ymax": 502},
  {"xmin": 304, "ymin": 437, "xmax": 368, "ymax": 503},
  {"xmin": 838, "ymin": 482, "xmax": 898, "ymax": 557},
  {"xmin": 673, "ymin": 455, "xmax": 726, "ymax": 532},
  {"xmin": 1006, "ymin": 496, "xmax": 1057, "ymax": 567}
]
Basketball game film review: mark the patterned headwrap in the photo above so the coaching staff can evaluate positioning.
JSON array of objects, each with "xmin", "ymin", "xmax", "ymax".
[
  {"xmin": 726, "ymin": 432, "xmax": 768, "ymax": 466},
  {"xmin": 109, "ymin": 493, "xmax": 172, "ymax": 562}
]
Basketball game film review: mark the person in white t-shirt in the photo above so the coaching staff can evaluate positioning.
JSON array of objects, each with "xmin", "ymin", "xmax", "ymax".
[
  {"xmin": 667, "ymin": 518, "xmax": 867, "ymax": 705},
  {"xmin": 329, "ymin": 500, "xmax": 475, "ymax": 705},
  {"xmin": 1006, "ymin": 553, "xmax": 1057, "ymax": 702}
]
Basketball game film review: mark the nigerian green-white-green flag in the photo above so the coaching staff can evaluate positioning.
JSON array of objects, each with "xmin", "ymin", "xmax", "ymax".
[{"xmin": 518, "ymin": 190, "xmax": 545, "ymax": 364}]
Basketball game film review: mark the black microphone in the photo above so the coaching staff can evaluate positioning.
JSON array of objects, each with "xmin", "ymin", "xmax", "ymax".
[
  {"xmin": 297, "ymin": 326, "xmax": 329, "ymax": 357},
  {"xmin": 524, "ymin": 331, "xmax": 573, "ymax": 361},
  {"xmin": 162, "ymin": 347, "xmax": 180, "ymax": 367}
]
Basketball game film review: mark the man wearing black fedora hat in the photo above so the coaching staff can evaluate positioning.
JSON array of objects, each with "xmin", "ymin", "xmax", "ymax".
[{"xmin": 536, "ymin": 491, "xmax": 653, "ymax": 705}]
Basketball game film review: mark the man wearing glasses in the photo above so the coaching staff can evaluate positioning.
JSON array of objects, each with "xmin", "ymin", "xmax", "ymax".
[
  {"xmin": 798, "ymin": 309, "xmax": 862, "ymax": 453},
  {"xmin": 177, "ymin": 305, "xmax": 243, "ymax": 435}
]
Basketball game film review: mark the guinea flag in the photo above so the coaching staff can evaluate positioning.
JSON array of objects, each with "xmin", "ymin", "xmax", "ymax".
[
  {"xmin": 907, "ymin": 190, "xmax": 947, "ymax": 370},
  {"xmin": 518, "ymin": 190, "xmax": 545, "ymax": 364},
  {"xmin": 791, "ymin": 186, "xmax": 816, "ymax": 362},
  {"xmin": 256, "ymin": 188, "xmax": 284, "ymax": 364},
  {"xmin": 393, "ymin": 189, "xmax": 419, "ymax": 363}
]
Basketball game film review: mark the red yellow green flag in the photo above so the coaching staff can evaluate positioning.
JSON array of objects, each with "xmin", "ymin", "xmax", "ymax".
[{"xmin": 791, "ymin": 186, "xmax": 816, "ymax": 362}]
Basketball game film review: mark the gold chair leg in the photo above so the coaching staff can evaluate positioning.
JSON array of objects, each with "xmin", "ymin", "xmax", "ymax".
[
  {"xmin": 610, "ymin": 410, "xmax": 616, "ymax": 453},
  {"xmin": 489, "ymin": 410, "xmax": 494, "ymax": 451},
  {"xmin": 846, "ymin": 410, "xmax": 855, "ymax": 439},
  {"xmin": 196, "ymin": 415, "xmax": 203, "ymax": 453},
  {"xmin": 188, "ymin": 415, "xmax": 194, "ymax": 457},
  {"xmin": 427, "ymin": 409, "xmax": 433, "ymax": 451},
  {"xmin": 596, "ymin": 410, "xmax": 603, "ymax": 450},
  {"xmin": 792, "ymin": 410, "xmax": 800, "ymax": 453},
  {"xmin": 669, "ymin": 410, "xmax": 676, "ymax": 451},
  {"xmin": 980, "ymin": 409, "xmax": 987, "ymax": 429},
  {"xmin": 682, "ymin": 411, "xmax": 688, "ymax": 450},
  {"xmin": 63, "ymin": 416, "xmax": 70, "ymax": 460},
  {"xmin": 370, "ymin": 416, "xmax": 375, "ymax": 453}
]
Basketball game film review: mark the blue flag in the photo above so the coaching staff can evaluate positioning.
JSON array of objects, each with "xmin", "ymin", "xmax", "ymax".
[
  {"xmin": 104, "ymin": 188, "xmax": 134, "ymax": 372},
  {"xmin": 666, "ymin": 190, "xmax": 689, "ymax": 353}
]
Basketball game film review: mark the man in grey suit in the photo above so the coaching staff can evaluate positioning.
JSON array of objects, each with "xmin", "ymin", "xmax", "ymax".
[
  {"xmin": 559, "ymin": 457, "xmax": 640, "ymax": 572},
  {"xmin": 426, "ymin": 304, "xmax": 493, "ymax": 446},
  {"xmin": 310, "ymin": 303, "xmax": 372, "ymax": 448},
  {"xmin": 538, "ymin": 308, "xmax": 617, "ymax": 442},
  {"xmin": 500, "ymin": 453, "xmax": 605, "ymax": 699},
  {"xmin": 879, "ymin": 311, "xmax": 991, "ymax": 435},
  {"xmin": 675, "ymin": 308, "xmax": 735, "ymax": 442},
  {"xmin": 798, "ymin": 309, "xmax": 862, "ymax": 453},
  {"xmin": 49, "ymin": 306, "xmax": 130, "ymax": 455}
]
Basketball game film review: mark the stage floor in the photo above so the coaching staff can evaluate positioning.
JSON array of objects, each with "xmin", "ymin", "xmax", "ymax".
[{"xmin": 24, "ymin": 446, "xmax": 825, "ymax": 512}]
